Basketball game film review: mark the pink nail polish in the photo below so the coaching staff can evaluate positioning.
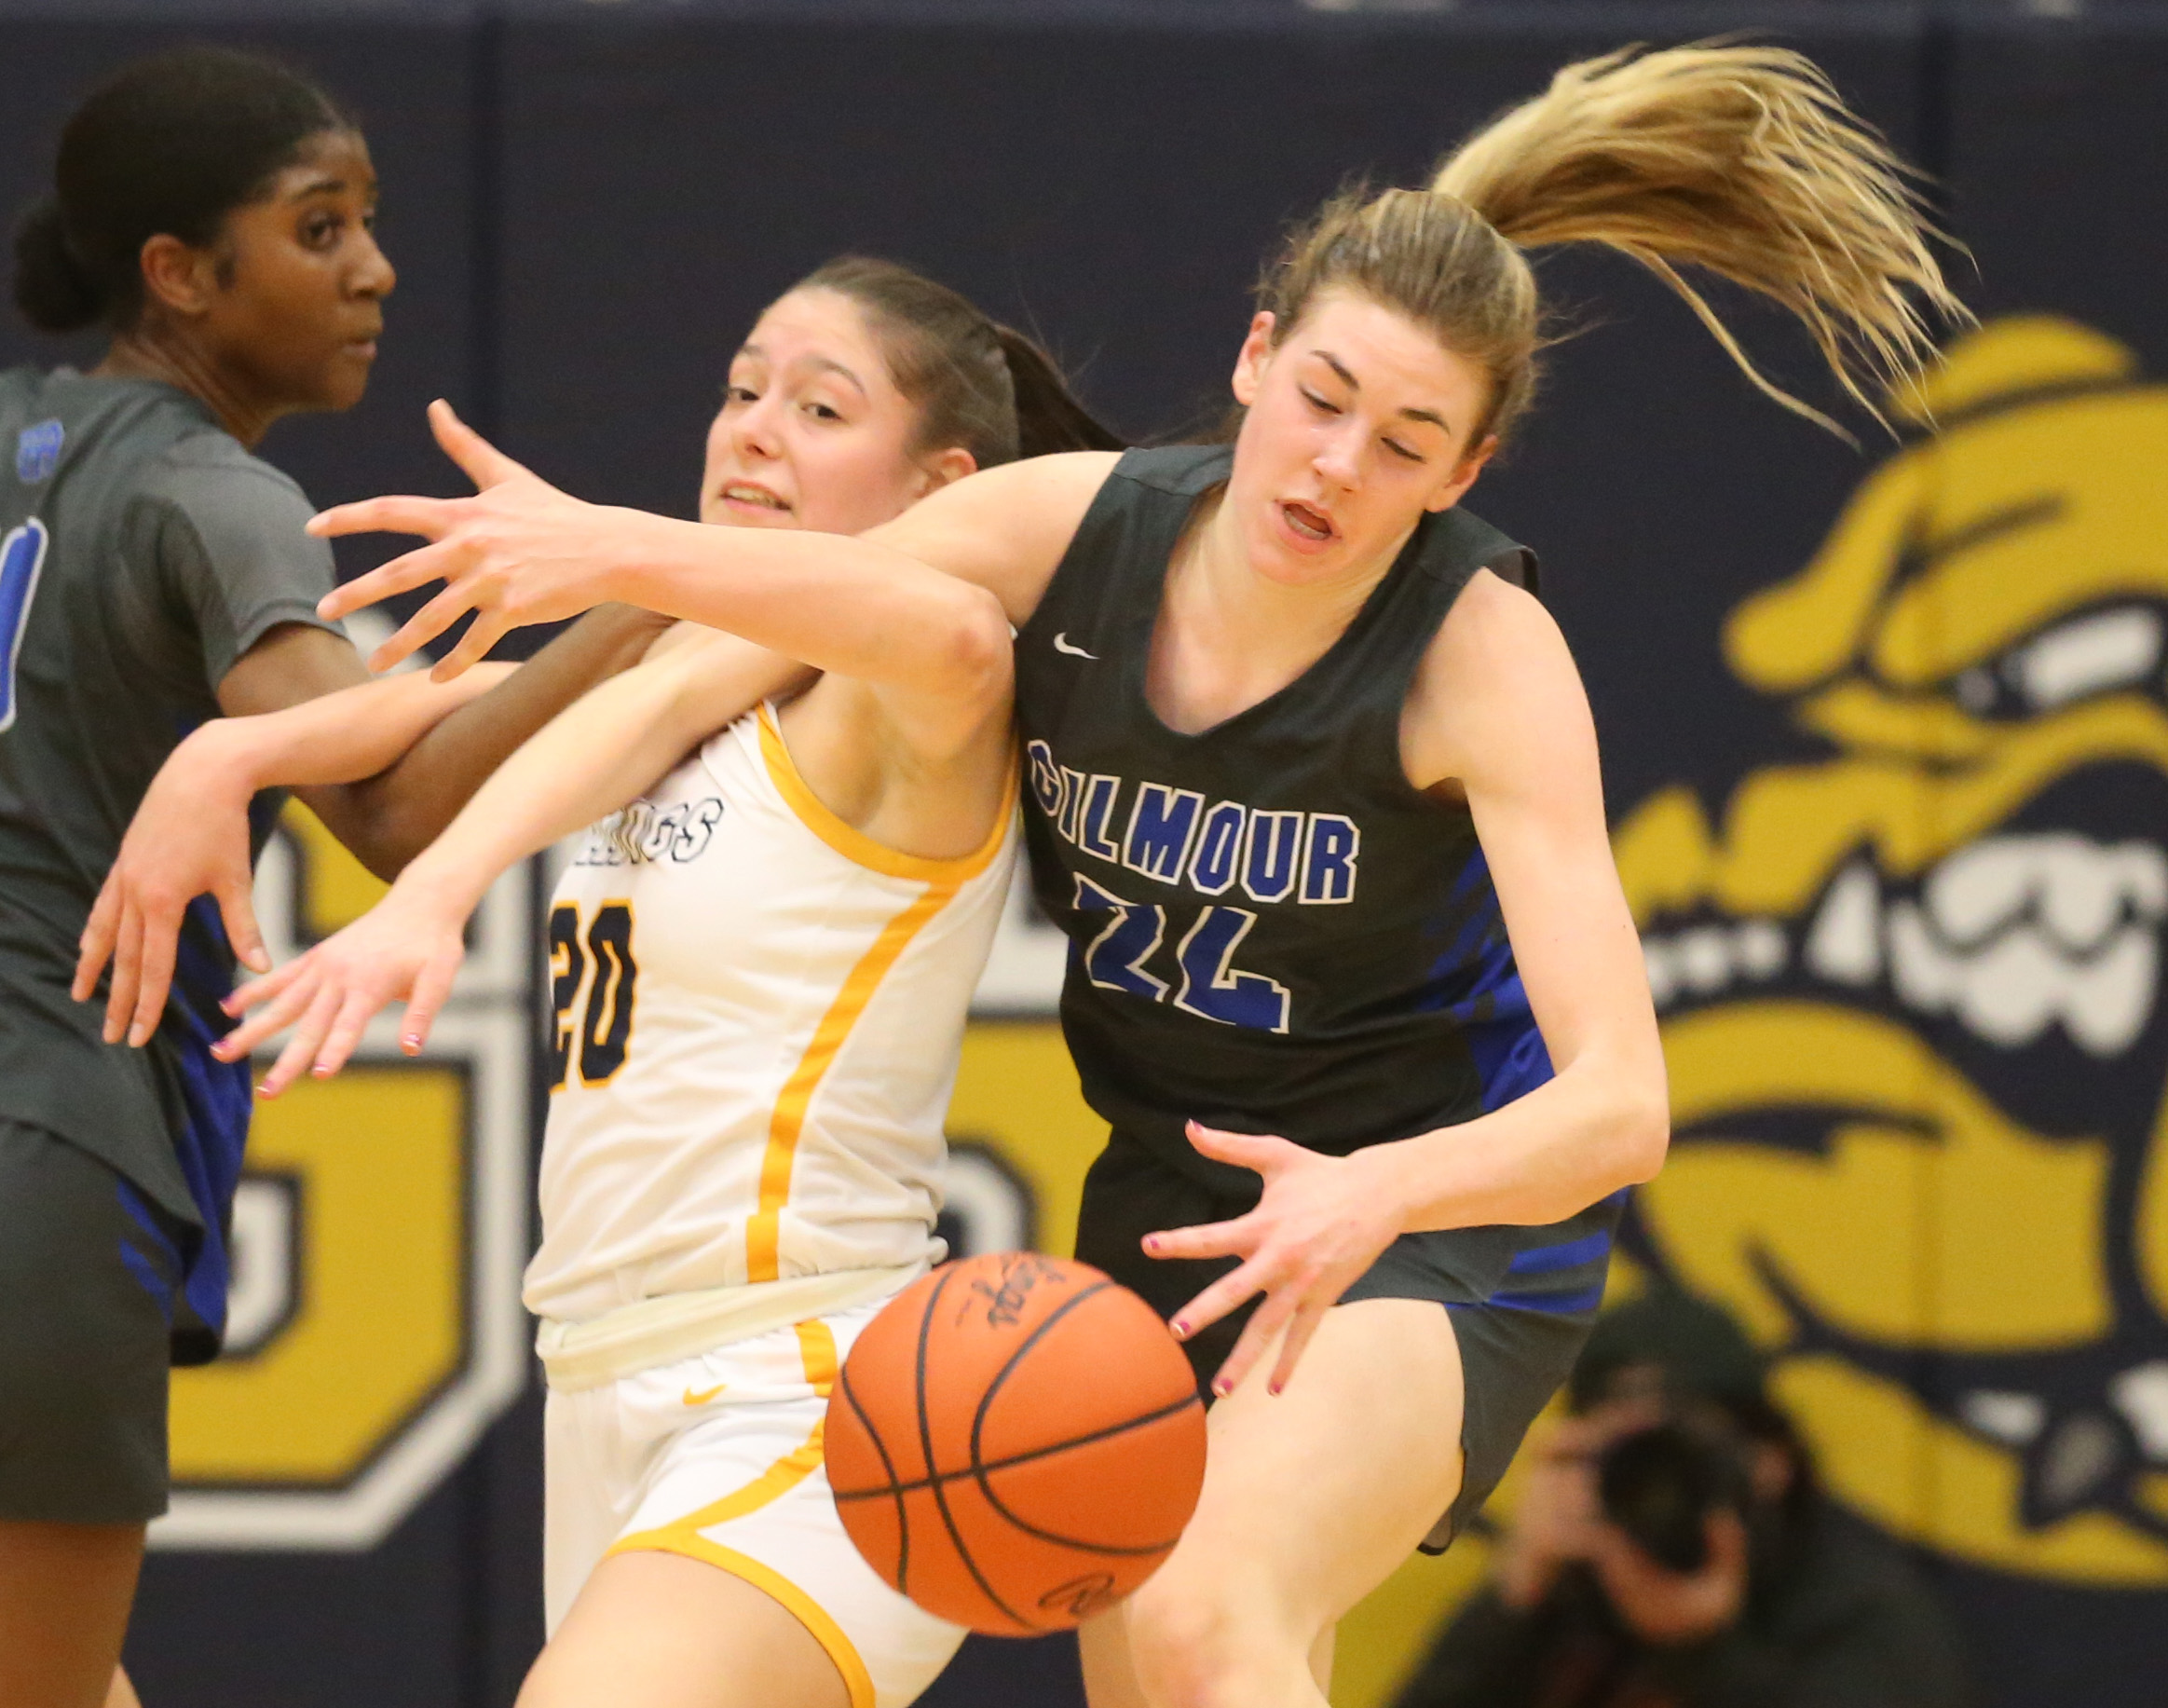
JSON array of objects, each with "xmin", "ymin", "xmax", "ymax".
[
  {"xmin": 1212, "ymin": 1378, "xmax": 1231, "ymax": 1398},
  {"xmin": 1170, "ymin": 1319, "xmax": 1189, "ymax": 1338}
]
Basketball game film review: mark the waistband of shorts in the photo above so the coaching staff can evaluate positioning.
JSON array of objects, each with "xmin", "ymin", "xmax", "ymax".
[{"xmin": 534, "ymin": 1264, "xmax": 924, "ymax": 1392}]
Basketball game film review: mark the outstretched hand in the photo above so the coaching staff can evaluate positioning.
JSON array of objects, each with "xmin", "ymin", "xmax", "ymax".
[
  {"xmin": 211, "ymin": 881, "xmax": 470, "ymax": 1097},
  {"xmin": 1144, "ymin": 1121, "xmax": 1404, "ymax": 1398},
  {"xmin": 73, "ymin": 731, "xmax": 267, "ymax": 1046},
  {"xmin": 311, "ymin": 400, "xmax": 625, "ymax": 681}
]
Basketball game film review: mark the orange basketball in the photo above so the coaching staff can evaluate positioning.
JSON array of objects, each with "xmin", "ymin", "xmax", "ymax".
[{"xmin": 825, "ymin": 1251, "xmax": 1207, "ymax": 1635}]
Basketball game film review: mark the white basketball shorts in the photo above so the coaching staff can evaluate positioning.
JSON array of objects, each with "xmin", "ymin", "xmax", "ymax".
[{"xmin": 543, "ymin": 1294, "xmax": 966, "ymax": 1708}]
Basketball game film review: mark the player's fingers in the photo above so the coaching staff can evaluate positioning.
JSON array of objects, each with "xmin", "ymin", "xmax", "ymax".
[
  {"xmin": 258, "ymin": 983, "xmax": 343, "ymax": 1099},
  {"xmin": 104, "ymin": 900, "xmax": 144, "ymax": 1045},
  {"xmin": 74, "ymin": 879, "xmax": 121, "ymax": 1002},
  {"xmin": 310, "ymin": 988, "xmax": 381, "ymax": 1081},
  {"xmin": 430, "ymin": 608, "xmax": 509, "ymax": 682},
  {"xmin": 221, "ymin": 950, "xmax": 310, "ymax": 1018},
  {"xmin": 1166, "ymin": 1255, "xmax": 1272, "ymax": 1344},
  {"xmin": 1141, "ymin": 1213, "xmax": 1254, "ymax": 1264},
  {"xmin": 216, "ymin": 874, "xmax": 271, "ymax": 976},
  {"xmin": 307, "ymin": 495, "xmax": 457, "ymax": 548},
  {"xmin": 430, "ymin": 399, "xmax": 533, "ymax": 490},
  {"xmin": 212, "ymin": 971, "xmax": 314, "ymax": 1061},
  {"xmin": 1266, "ymin": 1301, "xmax": 1330, "ymax": 1397},
  {"xmin": 126, "ymin": 916, "xmax": 181, "ymax": 1048},
  {"xmin": 1210, "ymin": 1278, "xmax": 1305, "ymax": 1398},
  {"xmin": 1182, "ymin": 1119, "xmax": 1298, "ymax": 1179},
  {"xmin": 316, "ymin": 539, "xmax": 455, "ymax": 626},
  {"xmin": 399, "ymin": 953, "xmax": 461, "ymax": 1054}
]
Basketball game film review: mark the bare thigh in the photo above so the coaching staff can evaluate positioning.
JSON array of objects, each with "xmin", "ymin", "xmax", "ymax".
[
  {"xmin": 0, "ymin": 1520, "xmax": 144, "ymax": 1708},
  {"xmin": 519, "ymin": 1549, "xmax": 851, "ymax": 1708},
  {"xmin": 1081, "ymin": 1298, "xmax": 1464, "ymax": 1708}
]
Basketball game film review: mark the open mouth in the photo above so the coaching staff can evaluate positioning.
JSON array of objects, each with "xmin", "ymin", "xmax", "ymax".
[
  {"xmin": 1278, "ymin": 499, "xmax": 1336, "ymax": 545},
  {"xmin": 716, "ymin": 483, "xmax": 791, "ymax": 515}
]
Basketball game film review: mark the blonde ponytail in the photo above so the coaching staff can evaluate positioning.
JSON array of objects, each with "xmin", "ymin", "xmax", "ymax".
[{"xmin": 1261, "ymin": 44, "xmax": 1970, "ymax": 445}]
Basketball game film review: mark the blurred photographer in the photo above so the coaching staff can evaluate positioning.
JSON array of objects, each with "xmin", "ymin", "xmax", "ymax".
[{"xmin": 1393, "ymin": 1288, "xmax": 1972, "ymax": 1708}]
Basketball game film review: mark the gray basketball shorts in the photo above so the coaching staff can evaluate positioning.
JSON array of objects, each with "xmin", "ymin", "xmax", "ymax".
[
  {"xmin": 0, "ymin": 1117, "xmax": 190, "ymax": 1524},
  {"xmin": 1075, "ymin": 1130, "xmax": 1610, "ymax": 1553}
]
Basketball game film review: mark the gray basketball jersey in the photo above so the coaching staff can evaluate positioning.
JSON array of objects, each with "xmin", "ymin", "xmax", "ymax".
[{"xmin": 0, "ymin": 367, "xmax": 341, "ymax": 1352}]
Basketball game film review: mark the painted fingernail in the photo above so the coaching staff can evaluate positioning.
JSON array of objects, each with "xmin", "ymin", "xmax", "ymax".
[
  {"xmin": 401, "ymin": 1033, "xmax": 423, "ymax": 1052},
  {"xmin": 1268, "ymin": 1382, "xmax": 1284, "ymax": 1397},
  {"xmin": 1170, "ymin": 1319, "xmax": 1190, "ymax": 1339},
  {"xmin": 1143, "ymin": 1236, "xmax": 1162, "ymax": 1253},
  {"xmin": 1212, "ymin": 1378, "xmax": 1232, "ymax": 1398}
]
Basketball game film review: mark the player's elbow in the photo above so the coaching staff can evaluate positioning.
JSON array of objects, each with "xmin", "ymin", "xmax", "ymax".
[
  {"xmin": 1605, "ymin": 1076, "xmax": 1671, "ymax": 1187},
  {"xmin": 922, "ymin": 583, "xmax": 1015, "ymax": 715}
]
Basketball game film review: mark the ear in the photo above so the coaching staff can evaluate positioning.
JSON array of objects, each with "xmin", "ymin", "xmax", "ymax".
[
  {"xmin": 1424, "ymin": 432, "xmax": 1498, "ymax": 513},
  {"xmin": 1229, "ymin": 310, "xmax": 1277, "ymax": 407},
  {"xmin": 913, "ymin": 445, "xmax": 978, "ymax": 499},
  {"xmin": 136, "ymin": 233, "xmax": 223, "ymax": 321}
]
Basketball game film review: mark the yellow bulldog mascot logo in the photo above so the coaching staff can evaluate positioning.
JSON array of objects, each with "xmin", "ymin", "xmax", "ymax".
[{"xmin": 1616, "ymin": 316, "xmax": 2168, "ymax": 1582}]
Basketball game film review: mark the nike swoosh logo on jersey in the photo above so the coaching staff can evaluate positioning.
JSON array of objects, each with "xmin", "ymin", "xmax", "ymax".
[
  {"xmin": 1053, "ymin": 632, "xmax": 1097, "ymax": 660},
  {"xmin": 682, "ymin": 1384, "xmax": 725, "ymax": 1406}
]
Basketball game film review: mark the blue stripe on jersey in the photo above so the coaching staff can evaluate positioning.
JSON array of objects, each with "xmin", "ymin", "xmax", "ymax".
[
  {"xmin": 1488, "ymin": 1281, "xmax": 1607, "ymax": 1316},
  {"xmin": 1416, "ymin": 845, "xmax": 1555, "ymax": 1112},
  {"xmin": 1506, "ymin": 1226, "xmax": 1615, "ymax": 1278},
  {"xmin": 164, "ymin": 895, "xmax": 253, "ymax": 1335}
]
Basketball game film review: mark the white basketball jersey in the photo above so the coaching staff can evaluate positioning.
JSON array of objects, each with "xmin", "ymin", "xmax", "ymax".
[{"xmin": 524, "ymin": 703, "xmax": 1018, "ymax": 1325}]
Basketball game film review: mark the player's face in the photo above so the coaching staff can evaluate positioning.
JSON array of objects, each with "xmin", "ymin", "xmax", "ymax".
[
  {"xmin": 702, "ymin": 290, "xmax": 969, "ymax": 536},
  {"xmin": 197, "ymin": 130, "xmax": 393, "ymax": 415},
  {"xmin": 1225, "ymin": 289, "xmax": 1494, "ymax": 588}
]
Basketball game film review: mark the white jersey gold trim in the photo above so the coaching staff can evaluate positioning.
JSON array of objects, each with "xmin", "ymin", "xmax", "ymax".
[{"xmin": 524, "ymin": 703, "xmax": 1018, "ymax": 1330}]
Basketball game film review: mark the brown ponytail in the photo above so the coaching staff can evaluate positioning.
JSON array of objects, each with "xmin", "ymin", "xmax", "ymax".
[
  {"xmin": 795, "ymin": 255, "xmax": 1120, "ymax": 468},
  {"xmin": 995, "ymin": 323, "xmax": 1124, "ymax": 458},
  {"xmin": 1263, "ymin": 45, "xmax": 1970, "ymax": 445}
]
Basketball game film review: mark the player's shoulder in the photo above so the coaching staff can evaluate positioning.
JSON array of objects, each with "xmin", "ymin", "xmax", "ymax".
[{"xmin": 133, "ymin": 425, "xmax": 316, "ymax": 537}]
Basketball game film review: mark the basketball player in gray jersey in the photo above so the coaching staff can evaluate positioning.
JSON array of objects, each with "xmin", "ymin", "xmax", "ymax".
[{"xmin": 1, "ymin": 49, "xmax": 676, "ymax": 1708}]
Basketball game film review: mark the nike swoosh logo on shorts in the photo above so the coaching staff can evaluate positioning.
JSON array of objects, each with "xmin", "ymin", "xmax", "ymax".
[
  {"xmin": 682, "ymin": 1384, "xmax": 725, "ymax": 1406},
  {"xmin": 1053, "ymin": 632, "xmax": 1097, "ymax": 660}
]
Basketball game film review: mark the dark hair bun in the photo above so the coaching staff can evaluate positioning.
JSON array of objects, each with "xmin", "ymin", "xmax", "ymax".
[
  {"xmin": 14, "ymin": 46, "xmax": 348, "ymax": 337},
  {"xmin": 11, "ymin": 197, "xmax": 102, "ymax": 333}
]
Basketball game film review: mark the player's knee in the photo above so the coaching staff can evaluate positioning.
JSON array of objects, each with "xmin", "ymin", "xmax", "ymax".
[{"xmin": 1124, "ymin": 1572, "xmax": 1296, "ymax": 1708}]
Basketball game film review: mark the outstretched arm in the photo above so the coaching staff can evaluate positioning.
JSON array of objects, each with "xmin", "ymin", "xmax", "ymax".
[
  {"xmin": 215, "ymin": 628, "xmax": 805, "ymax": 1093},
  {"xmin": 75, "ymin": 649, "xmax": 512, "ymax": 1045},
  {"xmin": 312, "ymin": 402, "xmax": 1113, "ymax": 683},
  {"xmin": 76, "ymin": 602, "xmax": 681, "ymax": 1047}
]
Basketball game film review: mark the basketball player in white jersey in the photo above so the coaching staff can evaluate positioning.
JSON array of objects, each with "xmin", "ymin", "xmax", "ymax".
[{"xmin": 182, "ymin": 261, "xmax": 1118, "ymax": 1708}]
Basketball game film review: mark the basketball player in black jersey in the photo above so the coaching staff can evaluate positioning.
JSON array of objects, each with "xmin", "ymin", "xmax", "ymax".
[{"xmin": 304, "ymin": 46, "xmax": 1967, "ymax": 1708}]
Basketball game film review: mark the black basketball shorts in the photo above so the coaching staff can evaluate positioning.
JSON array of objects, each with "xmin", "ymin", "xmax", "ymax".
[
  {"xmin": 1074, "ymin": 1131, "xmax": 1609, "ymax": 1551},
  {"xmin": 0, "ymin": 1118, "xmax": 190, "ymax": 1524}
]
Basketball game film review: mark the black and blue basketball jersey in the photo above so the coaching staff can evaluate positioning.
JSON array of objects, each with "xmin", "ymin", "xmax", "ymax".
[{"xmin": 1016, "ymin": 444, "xmax": 1616, "ymax": 1316}]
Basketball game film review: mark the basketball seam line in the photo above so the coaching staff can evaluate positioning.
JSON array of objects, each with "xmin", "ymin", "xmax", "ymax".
[
  {"xmin": 917, "ymin": 1265, "xmax": 1040, "ymax": 1633},
  {"xmin": 835, "ymin": 1387, "xmax": 1201, "ymax": 1540},
  {"xmin": 837, "ymin": 1360, "xmax": 910, "ymax": 1594}
]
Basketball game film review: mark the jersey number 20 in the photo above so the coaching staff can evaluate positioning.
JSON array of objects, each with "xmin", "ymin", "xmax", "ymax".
[
  {"xmin": 0, "ymin": 519, "xmax": 50, "ymax": 734},
  {"xmin": 549, "ymin": 901, "xmax": 638, "ymax": 1088}
]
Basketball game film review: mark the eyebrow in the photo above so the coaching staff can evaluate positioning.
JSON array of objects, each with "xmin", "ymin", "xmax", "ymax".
[
  {"xmin": 290, "ymin": 174, "xmax": 372, "ymax": 201},
  {"xmin": 1312, "ymin": 348, "xmax": 1452, "ymax": 436},
  {"xmin": 736, "ymin": 343, "xmax": 868, "ymax": 395}
]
